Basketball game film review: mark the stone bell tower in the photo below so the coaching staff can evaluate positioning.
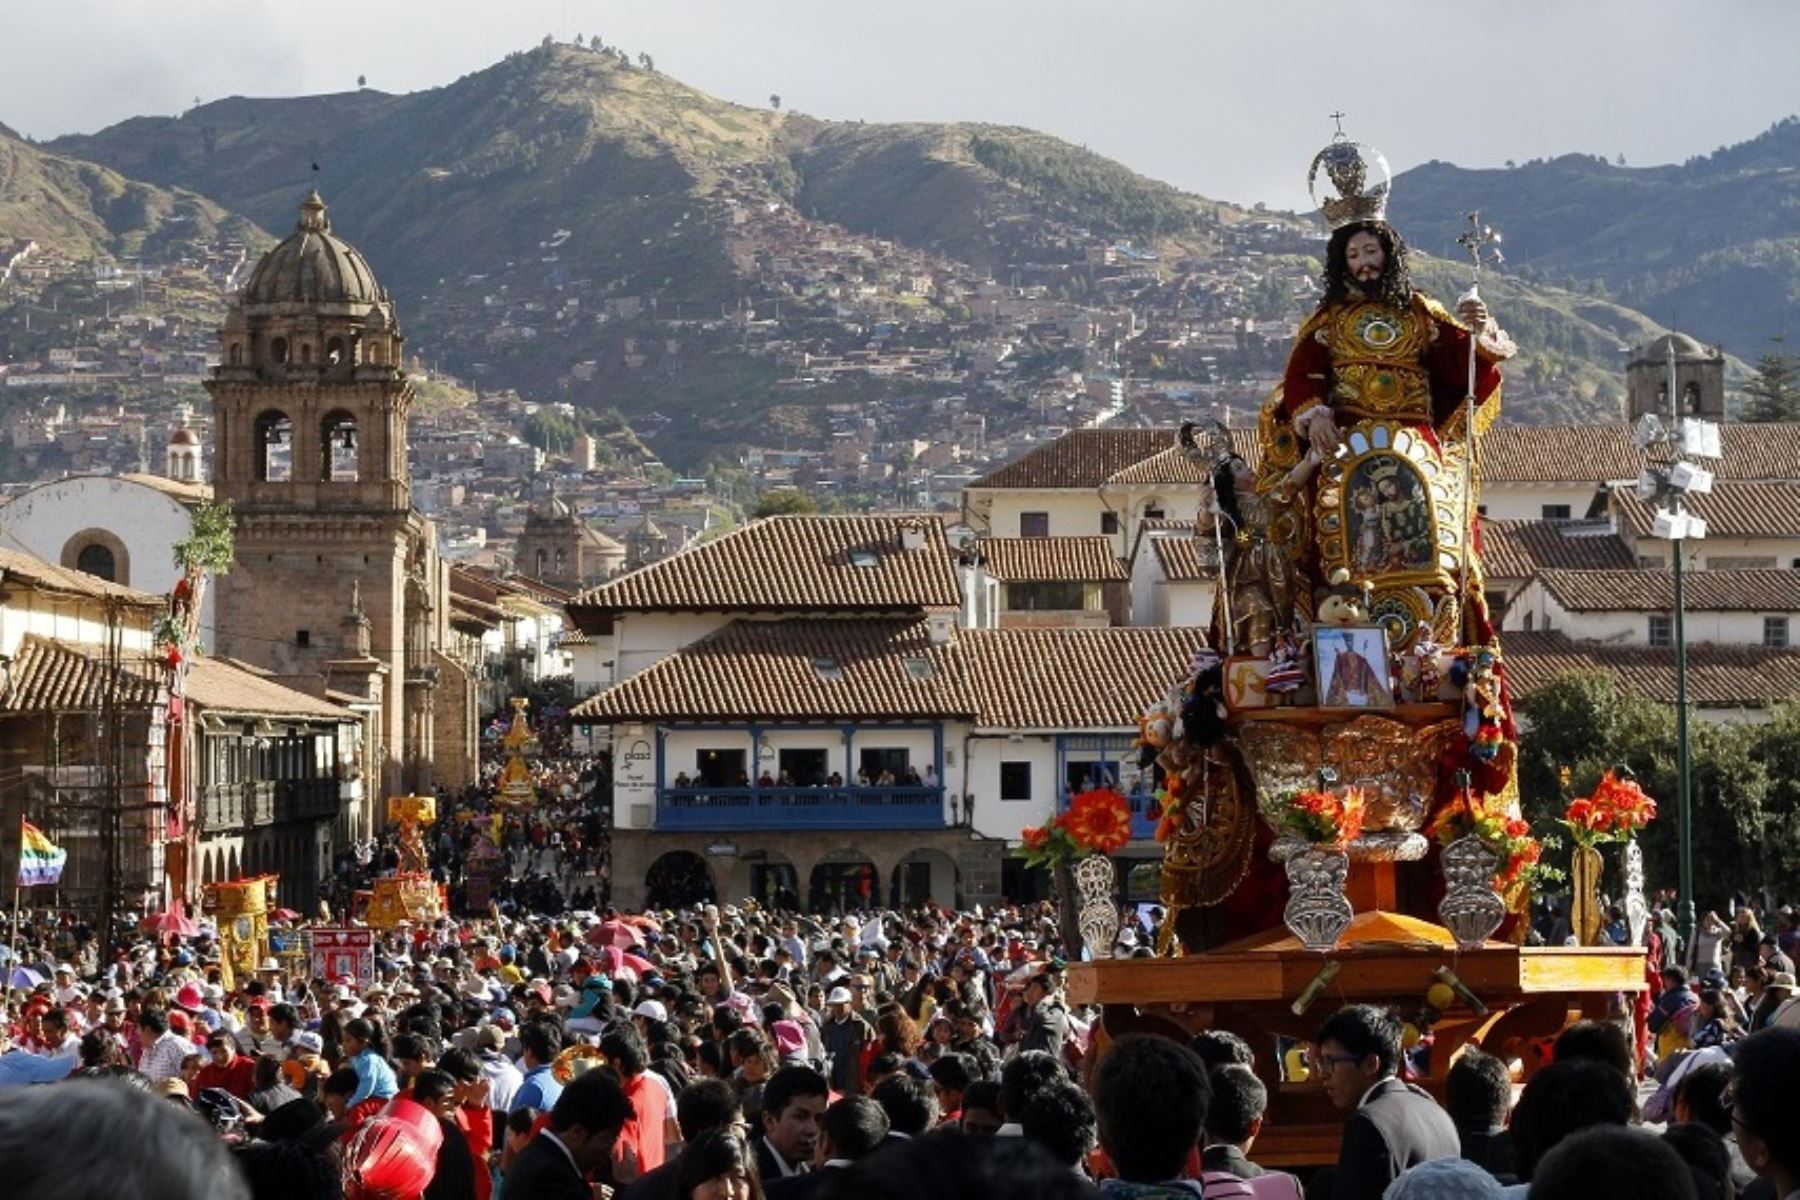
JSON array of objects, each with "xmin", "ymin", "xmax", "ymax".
[{"xmin": 205, "ymin": 189, "xmax": 437, "ymax": 798}]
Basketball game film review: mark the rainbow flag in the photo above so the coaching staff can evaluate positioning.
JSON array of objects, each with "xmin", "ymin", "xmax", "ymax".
[{"xmin": 18, "ymin": 821, "xmax": 66, "ymax": 887}]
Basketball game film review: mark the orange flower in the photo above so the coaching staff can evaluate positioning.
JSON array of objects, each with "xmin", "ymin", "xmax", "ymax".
[
  {"xmin": 1021, "ymin": 824, "xmax": 1050, "ymax": 852},
  {"xmin": 1063, "ymin": 788, "xmax": 1133, "ymax": 854}
]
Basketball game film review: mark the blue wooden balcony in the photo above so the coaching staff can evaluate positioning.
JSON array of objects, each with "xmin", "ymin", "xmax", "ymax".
[
  {"xmin": 657, "ymin": 786, "xmax": 946, "ymax": 831},
  {"xmin": 1059, "ymin": 789, "xmax": 1161, "ymax": 841}
]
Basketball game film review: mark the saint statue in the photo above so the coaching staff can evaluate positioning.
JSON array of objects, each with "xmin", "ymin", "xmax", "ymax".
[{"xmin": 1253, "ymin": 134, "xmax": 1517, "ymax": 654}]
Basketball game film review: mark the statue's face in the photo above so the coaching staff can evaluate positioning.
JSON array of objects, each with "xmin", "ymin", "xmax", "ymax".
[{"xmin": 1345, "ymin": 230, "xmax": 1386, "ymax": 290}]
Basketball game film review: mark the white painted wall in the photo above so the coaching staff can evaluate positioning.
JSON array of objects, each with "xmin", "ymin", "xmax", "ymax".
[
  {"xmin": 0, "ymin": 587, "xmax": 157, "ymax": 657},
  {"xmin": 1504, "ymin": 584, "xmax": 1792, "ymax": 646},
  {"xmin": 0, "ymin": 476, "xmax": 214, "ymax": 648},
  {"xmin": 1480, "ymin": 482, "xmax": 1604, "ymax": 523},
  {"xmin": 614, "ymin": 612, "xmax": 734, "ymax": 681},
  {"xmin": 965, "ymin": 735, "xmax": 1059, "ymax": 839}
]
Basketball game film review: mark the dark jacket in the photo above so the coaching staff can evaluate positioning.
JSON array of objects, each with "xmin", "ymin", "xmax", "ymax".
[
  {"xmin": 503, "ymin": 1132, "xmax": 592, "ymax": 1200},
  {"xmin": 755, "ymin": 1135, "xmax": 808, "ymax": 1188},
  {"xmin": 1329, "ymin": 1077, "xmax": 1460, "ymax": 1200},
  {"xmin": 1017, "ymin": 999, "xmax": 1068, "ymax": 1060},
  {"xmin": 765, "ymin": 1164, "xmax": 844, "ymax": 1200},
  {"xmin": 1456, "ymin": 1126, "xmax": 1517, "ymax": 1183},
  {"xmin": 617, "ymin": 1160, "xmax": 680, "ymax": 1200}
]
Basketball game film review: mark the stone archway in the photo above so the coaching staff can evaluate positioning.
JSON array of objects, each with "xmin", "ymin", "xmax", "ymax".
[
  {"xmin": 892, "ymin": 848, "xmax": 960, "ymax": 909},
  {"xmin": 808, "ymin": 848, "xmax": 877, "ymax": 915},
  {"xmin": 646, "ymin": 851, "xmax": 716, "ymax": 909},
  {"xmin": 721, "ymin": 851, "xmax": 800, "ymax": 910}
]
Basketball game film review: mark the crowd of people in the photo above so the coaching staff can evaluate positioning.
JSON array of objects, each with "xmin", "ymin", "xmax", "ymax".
[{"xmin": 2, "ymin": 893, "xmax": 1798, "ymax": 1200}]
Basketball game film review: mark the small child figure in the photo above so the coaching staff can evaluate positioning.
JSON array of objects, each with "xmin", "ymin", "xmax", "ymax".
[{"xmin": 1265, "ymin": 627, "xmax": 1306, "ymax": 705}]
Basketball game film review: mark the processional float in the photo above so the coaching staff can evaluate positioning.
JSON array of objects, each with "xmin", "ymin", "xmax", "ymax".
[{"xmin": 1066, "ymin": 130, "xmax": 1648, "ymax": 1167}]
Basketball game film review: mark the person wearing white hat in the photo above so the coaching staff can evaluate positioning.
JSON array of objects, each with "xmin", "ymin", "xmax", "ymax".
[
  {"xmin": 820, "ymin": 986, "xmax": 874, "ymax": 1096},
  {"xmin": 51, "ymin": 965, "xmax": 82, "ymax": 1007}
]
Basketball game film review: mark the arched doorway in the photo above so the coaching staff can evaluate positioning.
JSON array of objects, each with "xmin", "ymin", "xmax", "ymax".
[
  {"xmin": 646, "ymin": 851, "xmax": 716, "ymax": 909},
  {"xmin": 809, "ymin": 849, "xmax": 876, "ymax": 915},
  {"xmin": 891, "ymin": 849, "xmax": 960, "ymax": 909},
  {"xmin": 745, "ymin": 853, "xmax": 800, "ymax": 910}
]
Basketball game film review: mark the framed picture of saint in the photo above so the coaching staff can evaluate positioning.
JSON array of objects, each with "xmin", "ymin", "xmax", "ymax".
[{"xmin": 1313, "ymin": 624, "xmax": 1395, "ymax": 712}]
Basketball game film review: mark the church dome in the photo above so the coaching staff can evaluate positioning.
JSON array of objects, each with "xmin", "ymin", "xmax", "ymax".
[
  {"xmin": 240, "ymin": 190, "xmax": 388, "ymax": 310},
  {"xmin": 169, "ymin": 427, "xmax": 200, "ymax": 446},
  {"xmin": 1631, "ymin": 331, "xmax": 1717, "ymax": 365}
]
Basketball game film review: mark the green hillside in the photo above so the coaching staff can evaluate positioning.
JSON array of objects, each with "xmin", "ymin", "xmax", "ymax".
[
  {"xmin": 1389, "ymin": 117, "xmax": 1800, "ymax": 354},
  {"xmin": 0, "ymin": 126, "xmax": 264, "ymax": 259}
]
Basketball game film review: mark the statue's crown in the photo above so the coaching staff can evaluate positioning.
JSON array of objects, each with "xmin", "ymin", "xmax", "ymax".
[
  {"xmin": 1366, "ymin": 457, "xmax": 1402, "ymax": 484},
  {"xmin": 1309, "ymin": 135, "xmax": 1390, "ymax": 230}
]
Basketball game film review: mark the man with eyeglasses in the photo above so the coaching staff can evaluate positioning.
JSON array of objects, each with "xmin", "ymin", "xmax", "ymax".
[
  {"xmin": 1310, "ymin": 1004, "xmax": 1458, "ymax": 1200},
  {"xmin": 1724, "ymin": 1027, "xmax": 1800, "ymax": 1199}
]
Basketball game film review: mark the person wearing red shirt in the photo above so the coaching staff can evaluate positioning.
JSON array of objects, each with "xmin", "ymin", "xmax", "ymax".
[
  {"xmin": 193, "ymin": 1031, "xmax": 257, "ymax": 1099},
  {"xmin": 440, "ymin": 1047, "xmax": 497, "ymax": 1200},
  {"xmin": 602, "ymin": 1026, "xmax": 671, "ymax": 1174}
]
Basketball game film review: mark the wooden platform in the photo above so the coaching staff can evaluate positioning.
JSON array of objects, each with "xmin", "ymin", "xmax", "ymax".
[{"xmin": 1067, "ymin": 912, "xmax": 1646, "ymax": 1168}]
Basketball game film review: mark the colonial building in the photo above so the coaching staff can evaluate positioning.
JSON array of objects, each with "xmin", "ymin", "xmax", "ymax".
[
  {"xmin": 513, "ymin": 494, "xmax": 624, "ymax": 591},
  {"xmin": 0, "ymin": 471, "xmax": 217, "ymax": 646},
  {"xmin": 0, "ymin": 548, "xmax": 360, "ymax": 913},
  {"xmin": 1502, "ymin": 568, "xmax": 1800, "ymax": 649},
  {"xmin": 204, "ymin": 190, "xmax": 476, "ymax": 807}
]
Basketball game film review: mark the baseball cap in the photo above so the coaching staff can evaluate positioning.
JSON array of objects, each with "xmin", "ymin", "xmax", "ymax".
[
  {"xmin": 293, "ymin": 1031, "xmax": 325, "ymax": 1055},
  {"xmin": 632, "ymin": 999, "xmax": 668, "ymax": 1023},
  {"xmin": 155, "ymin": 1078, "xmax": 191, "ymax": 1099},
  {"xmin": 476, "ymin": 1025, "xmax": 506, "ymax": 1051},
  {"xmin": 826, "ymin": 986, "xmax": 854, "ymax": 1005}
]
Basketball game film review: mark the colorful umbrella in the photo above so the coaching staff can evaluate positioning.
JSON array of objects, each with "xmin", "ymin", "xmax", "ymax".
[
  {"xmin": 586, "ymin": 920, "xmax": 644, "ymax": 950},
  {"xmin": 594, "ymin": 945, "xmax": 655, "ymax": 976},
  {"xmin": 269, "ymin": 908, "xmax": 302, "ymax": 922},
  {"xmin": 5, "ymin": 966, "xmax": 43, "ymax": 989},
  {"xmin": 142, "ymin": 908, "xmax": 202, "ymax": 940}
]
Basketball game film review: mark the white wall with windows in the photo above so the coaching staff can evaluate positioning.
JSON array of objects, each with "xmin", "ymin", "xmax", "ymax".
[
  {"xmin": 1502, "ymin": 582, "xmax": 1796, "ymax": 647},
  {"xmin": 965, "ymin": 736, "xmax": 1058, "ymax": 840}
]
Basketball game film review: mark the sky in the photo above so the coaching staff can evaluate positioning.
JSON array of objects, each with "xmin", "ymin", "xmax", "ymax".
[{"xmin": 4, "ymin": 0, "xmax": 1799, "ymax": 211}]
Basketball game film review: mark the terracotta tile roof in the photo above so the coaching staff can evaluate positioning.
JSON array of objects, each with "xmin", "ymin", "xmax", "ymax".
[
  {"xmin": 1477, "ymin": 519, "xmax": 1637, "ymax": 580},
  {"xmin": 572, "ymin": 619, "xmax": 1209, "ymax": 730},
  {"xmin": 1534, "ymin": 568, "xmax": 1800, "ymax": 612},
  {"xmin": 2, "ymin": 636, "xmax": 163, "ymax": 713},
  {"xmin": 0, "ymin": 547, "xmax": 165, "ymax": 608},
  {"xmin": 957, "ymin": 626, "xmax": 1208, "ymax": 729},
  {"xmin": 1504, "ymin": 630, "xmax": 1800, "ymax": 708},
  {"xmin": 183, "ymin": 656, "xmax": 356, "ymax": 721},
  {"xmin": 568, "ymin": 516, "xmax": 961, "ymax": 621},
  {"xmin": 978, "ymin": 537, "xmax": 1127, "ymax": 582},
  {"xmin": 1479, "ymin": 422, "xmax": 1800, "ymax": 484},
  {"xmin": 1103, "ymin": 429, "xmax": 1265, "ymax": 486},
  {"xmin": 1, "ymin": 635, "xmax": 354, "ymax": 720},
  {"xmin": 573, "ymin": 617, "xmax": 969, "ymax": 723},
  {"xmin": 1611, "ymin": 480, "xmax": 1800, "ymax": 540},
  {"xmin": 971, "ymin": 429, "xmax": 1179, "ymax": 489},
  {"xmin": 1150, "ymin": 533, "xmax": 1217, "ymax": 583},
  {"xmin": 974, "ymin": 421, "xmax": 1799, "ymax": 493}
]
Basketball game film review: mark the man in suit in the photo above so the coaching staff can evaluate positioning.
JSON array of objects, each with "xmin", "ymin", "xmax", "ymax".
[
  {"xmin": 502, "ymin": 1067, "xmax": 634, "ymax": 1200},
  {"xmin": 1202, "ymin": 1064, "xmax": 1304, "ymax": 1198},
  {"xmin": 1312, "ymin": 1005, "xmax": 1459, "ymax": 1200},
  {"xmin": 754, "ymin": 1064, "xmax": 829, "ymax": 1184},
  {"xmin": 765, "ymin": 1096, "xmax": 889, "ymax": 1200}
]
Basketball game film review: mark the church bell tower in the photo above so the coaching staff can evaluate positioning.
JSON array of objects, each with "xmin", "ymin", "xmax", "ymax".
[{"xmin": 206, "ymin": 190, "xmax": 428, "ymax": 795}]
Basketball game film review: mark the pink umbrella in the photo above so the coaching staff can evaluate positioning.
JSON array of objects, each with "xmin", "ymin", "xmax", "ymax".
[
  {"xmin": 595, "ymin": 945, "xmax": 655, "ymax": 976},
  {"xmin": 586, "ymin": 920, "xmax": 644, "ymax": 950},
  {"xmin": 269, "ymin": 908, "xmax": 302, "ymax": 923},
  {"xmin": 142, "ymin": 908, "xmax": 202, "ymax": 940}
]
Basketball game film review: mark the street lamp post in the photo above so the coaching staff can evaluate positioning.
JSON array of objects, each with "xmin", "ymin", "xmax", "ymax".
[{"xmin": 1634, "ymin": 341, "xmax": 1720, "ymax": 953}]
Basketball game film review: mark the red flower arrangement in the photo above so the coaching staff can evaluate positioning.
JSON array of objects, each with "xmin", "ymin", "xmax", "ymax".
[
  {"xmin": 1562, "ymin": 770, "xmax": 1657, "ymax": 849},
  {"xmin": 1017, "ymin": 787, "xmax": 1134, "ymax": 868},
  {"xmin": 1272, "ymin": 786, "xmax": 1366, "ymax": 849},
  {"xmin": 1431, "ymin": 795, "xmax": 1546, "ymax": 890}
]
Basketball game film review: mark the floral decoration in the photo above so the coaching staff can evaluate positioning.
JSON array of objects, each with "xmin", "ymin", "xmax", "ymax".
[
  {"xmin": 1272, "ymin": 786, "xmax": 1366, "ymax": 849},
  {"xmin": 1016, "ymin": 787, "xmax": 1133, "ymax": 868},
  {"xmin": 1561, "ymin": 770, "xmax": 1657, "ymax": 849},
  {"xmin": 1153, "ymin": 775, "xmax": 1186, "ymax": 843},
  {"xmin": 1431, "ymin": 794, "xmax": 1546, "ymax": 890}
]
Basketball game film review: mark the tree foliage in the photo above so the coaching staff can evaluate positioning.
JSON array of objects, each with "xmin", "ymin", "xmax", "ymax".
[
  {"xmin": 1516, "ymin": 672, "xmax": 1800, "ymax": 908},
  {"xmin": 750, "ymin": 488, "xmax": 818, "ymax": 518},
  {"xmin": 173, "ymin": 500, "xmax": 235, "ymax": 574},
  {"xmin": 1739, "ymin": 351, "xmax": 1800, "ymax": 422}
]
